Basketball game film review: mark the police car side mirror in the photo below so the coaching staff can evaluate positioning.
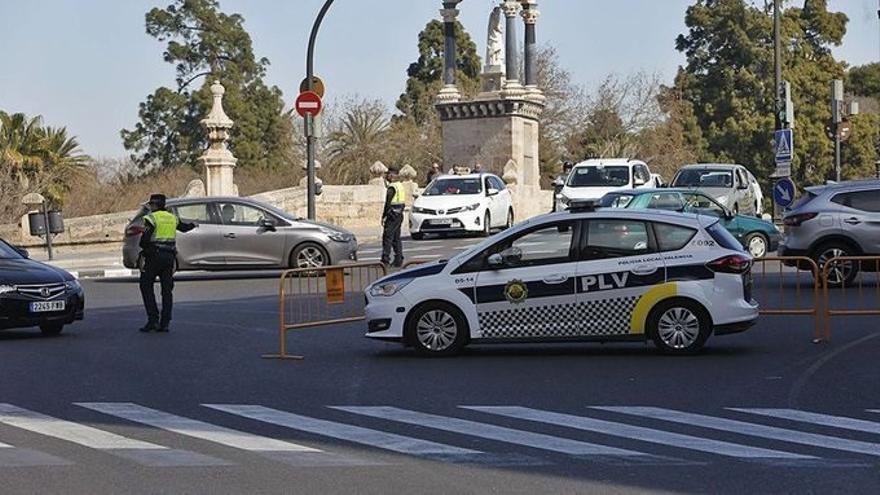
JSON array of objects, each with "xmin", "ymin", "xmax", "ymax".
[
  {"xmin": 487, "ymin": 253, "xmax": 504, "ymax": 268},
  {"xmin": 487, "ymin": 188, "xmax": 500, "ymax": 197}
]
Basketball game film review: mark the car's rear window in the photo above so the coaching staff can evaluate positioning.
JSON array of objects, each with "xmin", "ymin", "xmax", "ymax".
[{"xmin": 706, "ymin": 222, "xmax": 744, "ymax": 252}]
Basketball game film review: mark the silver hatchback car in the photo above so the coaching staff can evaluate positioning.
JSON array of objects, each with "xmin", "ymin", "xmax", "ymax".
[
  {"xmin": 123, "ymin": 197, "xmax": 358, "ymax": 271},
  {"xmin": 780, "ymin": 180, "xmax": 880, "ymax": 286},
  {"xmin": 671, "ymin": 164, "xmax": 759, "ymax": 216}
]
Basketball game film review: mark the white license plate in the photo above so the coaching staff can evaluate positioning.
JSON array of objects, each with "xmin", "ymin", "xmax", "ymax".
[
  {"xmin": 30, "ymin": 301, "xmax": 65, "ymax": 313},
  {"xmin": 433, "ymin": 219, "xmax": 453, "ymax": 226}
]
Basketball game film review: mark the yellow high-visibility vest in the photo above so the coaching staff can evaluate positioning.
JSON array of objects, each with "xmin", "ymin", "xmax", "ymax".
[
  {"xmin": 389, "ymin": 182, "xmax": 406, "ymax": 205},
  {"xmin": 145, "ymin": 210, "xmax": 178, "ymax": 245}
]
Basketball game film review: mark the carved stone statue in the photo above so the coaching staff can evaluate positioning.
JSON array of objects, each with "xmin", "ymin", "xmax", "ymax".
[{"xmin": 485, "ymin": 6, "xmax": 505, "ymax": 74}]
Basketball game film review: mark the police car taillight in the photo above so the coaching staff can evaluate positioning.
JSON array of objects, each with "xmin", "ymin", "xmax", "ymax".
[{"xmin": 706, "ymin": 254, "xmax": 752, "ymax": 274}]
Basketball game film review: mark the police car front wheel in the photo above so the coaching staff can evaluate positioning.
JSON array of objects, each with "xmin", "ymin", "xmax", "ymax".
[
  {"xmin": 406, "ymin": 302, "xmax": 468, "ymax": 356},
  {"xmin": 648, "ymin": 299, "xmax": 711, "ymax": 355}
]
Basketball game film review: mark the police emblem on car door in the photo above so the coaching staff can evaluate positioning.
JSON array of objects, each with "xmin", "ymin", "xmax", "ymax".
[
  {"xmin": 470, "ymin": 220, "xmax": 581, "ymax": 339},
  {"xmin": 576, "ymin": 219, "xmax": 666, "ymax": 336}
]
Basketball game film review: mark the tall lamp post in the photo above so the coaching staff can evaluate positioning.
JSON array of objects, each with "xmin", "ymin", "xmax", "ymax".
[{"xmin": 304, "ymin": 0, "xmax": 335, "ymax": 221}]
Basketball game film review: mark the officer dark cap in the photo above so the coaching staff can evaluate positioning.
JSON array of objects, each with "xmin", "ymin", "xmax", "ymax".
[{"xmin": 148, "ymin": 194, "xmax": 167, "ymax": 207}]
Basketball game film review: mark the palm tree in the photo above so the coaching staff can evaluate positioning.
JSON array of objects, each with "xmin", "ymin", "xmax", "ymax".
[
  {"xmin": 0, "ymin": 111, "xmax": 88, "ymax": 205},
  {"xmin": 325, "ymin": 101, "xmax": 389, "ymax": 184}
]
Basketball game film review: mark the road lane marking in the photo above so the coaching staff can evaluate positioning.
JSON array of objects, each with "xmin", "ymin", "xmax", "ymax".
[
  {"xmin": 597, "ymin": 407, "xmax": 880, "ymax": 457},
  {"xmin": 732, "ymin": 409, "xmax": 880, "ymax": 435},
  {"xmin": 332, "ymin": 406, "xmax": 651, "ymax": 457},
  {"xmin": 465, "ymin": 406, "xmax": 813, "ymax": 459},
  {"xmin": 205, "ymin": 404, "xmax": 480, "ymax": 457},
  {"xmin": 0, "ymin": 403, "xmax": 164, "ymax": 449},
  {"xmin": 0, "ymin": 403, "xmax": 226, "ymax": 466},
  {"xmin": 76, "ymin": 402, "xmax": 319, "ymax": 452}
]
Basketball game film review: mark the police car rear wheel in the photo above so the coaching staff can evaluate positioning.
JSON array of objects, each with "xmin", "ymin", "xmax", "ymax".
[
  {"xmin": 649, "ymin": 299, "xmax": 710, "ymax": 354},
  {"xmin": 407, "ymin": 302, "xmax": 467, "ymax": 356}
]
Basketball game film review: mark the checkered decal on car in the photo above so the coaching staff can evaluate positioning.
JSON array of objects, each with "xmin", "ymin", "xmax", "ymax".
[{"xmin": 478, "ymin": 296, "xmax": 640, "ymax": 338}]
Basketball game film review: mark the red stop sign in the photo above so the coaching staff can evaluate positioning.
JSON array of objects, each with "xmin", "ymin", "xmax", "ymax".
[{"xmin": 295, "ymin": 91, "xmax": 323, "ymax": 118}]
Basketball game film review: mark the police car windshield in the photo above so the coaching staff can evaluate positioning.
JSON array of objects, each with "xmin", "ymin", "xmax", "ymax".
[
  {"xmin": 567, "ymin": 166, "xmax": 630, "ymax": 187},
  {"xmin": 423, "ymin": 178, "xmax": 483, "ymax": 196},
  {"xmin": 673, "ymin": 169, "xmax": 733, "ymax": 188},
  {"xmin": 0, "ymin": 240, "xmax": 23, "ymax": 259}
]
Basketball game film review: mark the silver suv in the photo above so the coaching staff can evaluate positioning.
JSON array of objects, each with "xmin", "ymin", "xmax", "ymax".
[{"xmin": 780, "ymin": 180, "xmax": 880, "ymax": 286}]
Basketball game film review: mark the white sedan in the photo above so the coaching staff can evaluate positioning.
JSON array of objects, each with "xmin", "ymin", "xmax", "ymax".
[
  {"xmin": 366, "ymin": 205, "xmax": 758, "ymax": 356},
  {"xmin": 410, "ymin": 173, "xmax": 514, "ymax": 239}
]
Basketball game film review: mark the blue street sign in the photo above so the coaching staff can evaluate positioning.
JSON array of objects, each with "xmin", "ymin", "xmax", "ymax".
[
  {"xmin": 774, "ymin": 129, "xmax": 793, "ymax": 164},
  {"xmin": 773, "ymin": 177, "xmax": 796, "ymax": 208}
]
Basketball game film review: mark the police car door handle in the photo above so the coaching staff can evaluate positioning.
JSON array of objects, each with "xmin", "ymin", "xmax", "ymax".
[
  {"xmin": 542, "ymin": 274, "xmax": 568, "ymax": 284},
  {"xmin": 224, "ymin": 233, "xmax": 236, "ymax": 239},
  {"xmin": 631, "ymin": 265, "xmax": 657, "ymax": 275}
]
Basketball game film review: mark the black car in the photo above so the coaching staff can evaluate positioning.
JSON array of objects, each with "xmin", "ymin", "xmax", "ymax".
[{"xmin": 0, "ymin": 238, "xmax": 84, "ymax": 335}]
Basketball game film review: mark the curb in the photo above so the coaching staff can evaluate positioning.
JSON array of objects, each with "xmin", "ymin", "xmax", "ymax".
[{"xmin": 71, "ymin": 268, "xmax": 139, "ymax": 280}]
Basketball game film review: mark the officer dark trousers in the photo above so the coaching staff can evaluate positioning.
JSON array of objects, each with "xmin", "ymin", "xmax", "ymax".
[
  {"xmin": 381, "ymin": 208, "xmax": 404, "ymax": 266},
  {"xmin": 139, "ymin": 250, "xmax": 176, "ymax": 327}
]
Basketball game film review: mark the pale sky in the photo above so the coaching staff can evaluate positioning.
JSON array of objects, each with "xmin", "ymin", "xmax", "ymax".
[{"xmin": 0, "ymin": 0, "xmax": 877, "ymax": 158}]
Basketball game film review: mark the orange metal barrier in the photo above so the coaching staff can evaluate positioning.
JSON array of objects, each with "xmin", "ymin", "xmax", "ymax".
[
  {"xmin": 822, "ymin": 256, "xmax": 880, "ymax": 340},
  {"xmin": 752, "ymin": 257, "xmax": 823, "ymax": 342},
  {"xmin": 263, "ymin": 262, "xmax": 387, "ymax": 360}
]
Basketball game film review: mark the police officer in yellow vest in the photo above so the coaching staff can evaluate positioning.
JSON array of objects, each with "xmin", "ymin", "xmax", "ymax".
[
  {"xmin": 138, "ymin": 194, "xmax": 197, "ymax": 333},
  {"xmin": 381, "ymin": 167, "xmax": 406, "ymax": 267}
]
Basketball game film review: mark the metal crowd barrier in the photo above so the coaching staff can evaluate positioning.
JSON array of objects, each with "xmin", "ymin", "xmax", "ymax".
[
  {"xmin": 750, "ymin": 256, "xmax": 824, "ymax": 342},
  {"xmin": 263, "ymin": 262, "xmax": 387, "ymax": 360},
  {"xmin": 822, "ymin": 256, "xmax": 880, "ymax": 340}
]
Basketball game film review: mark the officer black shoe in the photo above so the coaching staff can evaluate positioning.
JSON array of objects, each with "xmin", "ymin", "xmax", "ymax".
[
  {"xmin": 156, "ymin": 327, "xmax": 170, "ymax": 333},
  {"xmin": 392, "ymin": 259, "xmax": 404, "ymax": 268},
  {"xmin": 139, "ymin": 323, "xmax": 158, "ymax": 333}
]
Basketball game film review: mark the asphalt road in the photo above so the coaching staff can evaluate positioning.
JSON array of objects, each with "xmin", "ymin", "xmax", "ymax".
[{"xmin": 1, "ymin": 235, "xmax": 879, "ymax": 494}]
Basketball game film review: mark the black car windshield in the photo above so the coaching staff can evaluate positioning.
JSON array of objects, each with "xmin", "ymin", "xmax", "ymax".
[
  {"xmin": 567, "ymin": 166, "xmax": 630, "ymax": 187},
  {"xmin": 423, "ymin": 178, "xmax": 482, "ymax": 196},
  {"xmin": 0, "ymin": 240, "xmax": 23, "ymax": 259},
  {"xmin": 599, "ymin": 193, "xmax": 635, "ymax": 208},
  {"xmin": 673, "ymin": 169, "xmax": 733, "ymax": 188}
]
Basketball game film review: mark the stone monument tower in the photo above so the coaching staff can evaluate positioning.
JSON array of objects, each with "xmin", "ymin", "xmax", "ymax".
[
  {"xmin": 199, "ymin": 81, "xmax": 238, "ymax": 196},
  {"xmin": 435, "ymin": 0, "xmax": 544, "ymax": 187}
]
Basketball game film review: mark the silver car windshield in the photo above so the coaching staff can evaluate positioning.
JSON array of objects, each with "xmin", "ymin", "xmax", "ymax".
[
  {"xmin": 567, "ymin": 166, "xmax": 630, "ymax": 187},
  {"xmin": 673, "ymin": 169, "xmax": 733, "ymax": 188}
]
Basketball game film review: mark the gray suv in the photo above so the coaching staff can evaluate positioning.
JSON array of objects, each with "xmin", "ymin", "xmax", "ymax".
[
  {"xmin": 123, "ymin": 197, "xmax": 358, "ymax": 271},
  {"xmin": 780, "ymin": 180, "xmax": 880, "ymax": 286}
]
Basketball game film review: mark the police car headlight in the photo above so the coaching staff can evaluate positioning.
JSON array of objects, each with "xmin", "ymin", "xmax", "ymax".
[
  {"xmin": 0, "ymin": 285, "xmax": 15, "ymax": 296},
  {"xmin": 412, "ymin": 206, "xmax": 429, "ymax": 214},
  {"xmin": 463, "ymin": 203, "xmax": 481, "ymax": 211},
  {"xmin": 369, "ymin": 279, "xmax": 413, "ymax": 297},
  {"xmin": 65, "ymin": 280, "xmax": 81, "ymax": 292}
]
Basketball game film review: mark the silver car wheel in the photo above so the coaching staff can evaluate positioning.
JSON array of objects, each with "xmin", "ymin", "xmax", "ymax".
[
  {"xmin": 747, "ymin": 235, "xmax": 767, "ymax": 258},
  {"xmin": 818, "ymin": 248, "xmax": 852, "ymax": 285},
  {"xmin": 657, "ymin": 307, "xmax": 701, "ymax": 350},
  {"xmin": 416, "ymin": 310, "xmax": 458, "ymax": 351},
  {"xmin": 296, "ymin": 246, "xmax": 325, "ymax": 269}
]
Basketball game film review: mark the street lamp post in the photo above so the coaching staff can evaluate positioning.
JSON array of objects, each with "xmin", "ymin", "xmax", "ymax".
[
  {"xmin": 773, "ymin": 0, "xmax": 782, "ymax": 131},
  {"xmin": 305, "ymin": 0, "xmax": 335, "ymax": 221}
]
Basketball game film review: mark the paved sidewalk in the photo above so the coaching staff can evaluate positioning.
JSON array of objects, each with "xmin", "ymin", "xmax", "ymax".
[{"xmin": 30, "ymin": 225, "xmax": 387, "ymax": 279}]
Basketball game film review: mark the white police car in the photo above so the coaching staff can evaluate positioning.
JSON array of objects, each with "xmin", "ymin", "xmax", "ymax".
[{"xmin": 365, "ymin": 203, "xmax": 758, "ymax": 356}]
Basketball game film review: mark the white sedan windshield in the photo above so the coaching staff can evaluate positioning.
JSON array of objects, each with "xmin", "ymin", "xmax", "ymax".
[
  {"xmin": 567, "ymin": 166, "xmax": 630, "ymax": 187},
  {"xmin": 424, "ymin": 178, "xmax": 483, "ymax": 196}
]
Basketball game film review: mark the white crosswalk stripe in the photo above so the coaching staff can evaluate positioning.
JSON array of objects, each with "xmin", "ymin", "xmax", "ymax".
[
  {"xmin": 332, "ymin": 406, "xmax": 653, "ymax": 457},
  {"xmin": 205, "ymin": 404, "xmax": 481, "ymax": 457},
  {"xmin": 465, "ymin": 406, "xmax": 814, "ymax": 460},
  {"xmin": 0, "ymin": 403, "xmax": 225, "ymax": 466},
  {"xmin": 731, "ymin": 409, "xmax": 880, "ymax": 435},
  {"xmin": 77, "ymin": 402, "xmax": 318, "ymax": 452},
  {"xmin": 597, "ymin": 406, "xmax": 880, "ymax": 457}
]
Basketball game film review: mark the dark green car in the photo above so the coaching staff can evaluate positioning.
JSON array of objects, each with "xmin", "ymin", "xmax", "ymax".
[{"xmin": 599, "ymin": 188, "xmax": 781, "ymax": 258}]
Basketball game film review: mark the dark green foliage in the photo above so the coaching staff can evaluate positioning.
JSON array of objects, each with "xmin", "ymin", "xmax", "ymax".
[{"xmin": 122, "ymin": 0, "xmax": 295, "ymax": 171}]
